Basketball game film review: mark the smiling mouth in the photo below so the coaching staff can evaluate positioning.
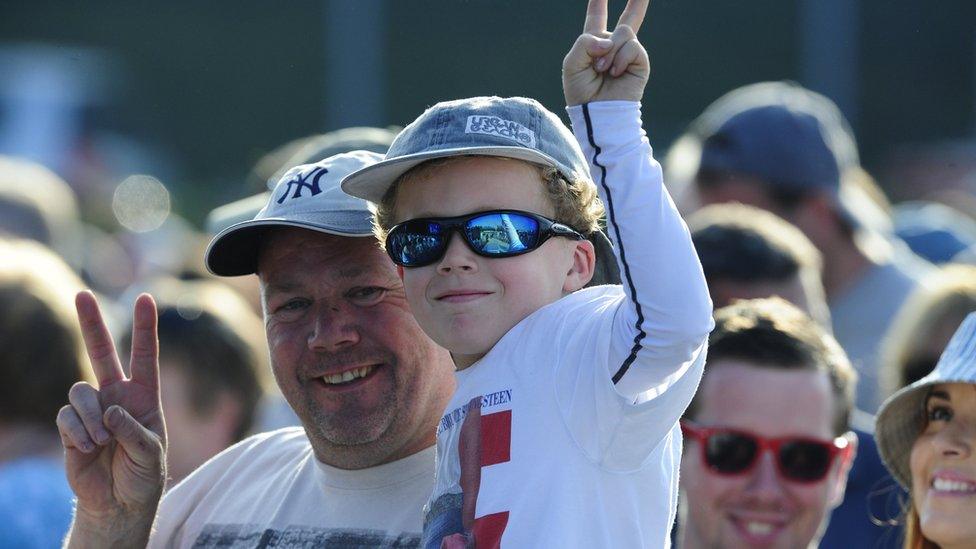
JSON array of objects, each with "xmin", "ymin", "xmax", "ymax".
[
  {"xmin": 436, "ymin": 291, "xmax": 491, "ymax": 303},
  {"xmin": 319, "ymin": 365, "xmax": 377, "ymax": 386},
  {"xmin": 729, "ymin": 516, "xmax": 786, "ymax": 544},
  {"xmin": 932, "ymin": 477, "xmax": 976, "ymax": 494}
]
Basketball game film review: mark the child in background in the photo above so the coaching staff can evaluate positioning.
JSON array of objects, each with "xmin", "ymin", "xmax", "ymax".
[{"xmin": 342, "ymin": 0, "xmax": 712, "ymax": 545}]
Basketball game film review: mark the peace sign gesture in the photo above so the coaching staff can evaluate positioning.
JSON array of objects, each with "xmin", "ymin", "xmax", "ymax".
[
  {"xmin": 563, "ymin": 0, "xmax": 650, "ymax": 106},
  {"xmin": 57, "ymin": 291, "xmax": 166, "ymax": 546}
]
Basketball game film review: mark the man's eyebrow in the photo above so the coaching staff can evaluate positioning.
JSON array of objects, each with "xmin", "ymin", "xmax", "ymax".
[{"xmin": 264, "ymin": 280, "xmax": 302, "ymax": 295}]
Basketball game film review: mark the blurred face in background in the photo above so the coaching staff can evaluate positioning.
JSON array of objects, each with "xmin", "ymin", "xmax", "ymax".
[
  {"xmin": 159, "ymin": 362, "xmax": 242, "ymax": 485},
  {"xmin": 680, "ymin": 361, "xmax": 853, "ymax": 549},
  {"xmin": 909, "ymin": 383, "xmax": 976, "ymax": 548}
]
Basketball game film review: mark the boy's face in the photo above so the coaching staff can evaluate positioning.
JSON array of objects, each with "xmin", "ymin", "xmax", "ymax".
[{"xmin": 393, "ymin": 156, "xmax": 592, "ymax": 369}]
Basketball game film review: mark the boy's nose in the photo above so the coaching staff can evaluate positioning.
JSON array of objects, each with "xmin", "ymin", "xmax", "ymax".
[{"xmin": 437, "ymin": 233, "xmax": 478, "ymax": 274}]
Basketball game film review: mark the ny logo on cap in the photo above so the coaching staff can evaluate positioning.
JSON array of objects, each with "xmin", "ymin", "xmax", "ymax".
[{"xmin": 276, "ymin": 167, "xmax": 328, "ymax": 204}]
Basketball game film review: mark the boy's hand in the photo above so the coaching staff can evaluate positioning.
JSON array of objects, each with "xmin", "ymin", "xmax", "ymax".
[{"xmin": 563, "ymin": 0, "xmax": 650, "ymax": 106}]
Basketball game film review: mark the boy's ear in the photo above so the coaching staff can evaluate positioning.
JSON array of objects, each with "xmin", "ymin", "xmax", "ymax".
[{"xmin": 563, "ymin": 238, "xmax": 596, "ymax": 292}]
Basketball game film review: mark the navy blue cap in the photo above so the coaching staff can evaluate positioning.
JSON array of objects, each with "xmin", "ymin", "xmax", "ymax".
[{"xmin": 699, "ymin": 104, "xmax": 841, "ymax": 192}]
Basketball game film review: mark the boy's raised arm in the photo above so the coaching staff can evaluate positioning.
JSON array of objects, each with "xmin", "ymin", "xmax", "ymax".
[{"xmin": 564, "ymin": 0, "xmax": 713, "ymax": 401}]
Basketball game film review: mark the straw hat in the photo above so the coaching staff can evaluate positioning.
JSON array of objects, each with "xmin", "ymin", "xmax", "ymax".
[{"xmin": 875, "ymin": 312, "xmax": 976, "ymax": 488}]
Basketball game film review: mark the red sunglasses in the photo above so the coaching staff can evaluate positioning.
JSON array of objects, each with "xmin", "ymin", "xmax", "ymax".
[{"xmin": 680, "ymin": 420, "xmax": 850, "ymax": 484}]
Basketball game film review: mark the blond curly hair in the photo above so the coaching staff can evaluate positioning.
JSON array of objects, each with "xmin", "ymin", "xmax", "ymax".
[{"xmin": 372, "ymin": 156, "xmax": 604, "ymax": 247}]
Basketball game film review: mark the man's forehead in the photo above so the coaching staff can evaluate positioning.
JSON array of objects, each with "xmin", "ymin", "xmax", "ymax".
[
  {"xmin": 257, "ymin": 227, "xmax": 389, "ymax": 279},
  {"xmin": 697, "ymin": 360, "xmax": 834, "ymax": 436}
]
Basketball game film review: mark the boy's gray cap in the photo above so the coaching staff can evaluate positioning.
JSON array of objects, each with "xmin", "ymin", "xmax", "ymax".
[
  {"xmin": 205, "ymin": 150, "xmax": 382, "ymax": 277},
  {"xmin": 341, "ymin": 96, "xmax": 590, "ymax": 204},
  {"xmin": 875, "ymin": 312, "xmax": 976, "ymax": 488}
]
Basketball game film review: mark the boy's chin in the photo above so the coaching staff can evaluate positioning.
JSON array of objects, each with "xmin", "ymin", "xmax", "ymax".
[{"xmin": 442, "ymin": 337, "xmax": 499, "ymax": 370}]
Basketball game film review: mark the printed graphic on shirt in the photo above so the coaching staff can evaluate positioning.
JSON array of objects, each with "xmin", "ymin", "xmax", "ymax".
[
  {"xmin": 424, "ymin": 390, "xmax": 513, "ymax": 549},
  {"xmin": 192, "ymin": 524, "xmax": 419, "ymax": 548}
]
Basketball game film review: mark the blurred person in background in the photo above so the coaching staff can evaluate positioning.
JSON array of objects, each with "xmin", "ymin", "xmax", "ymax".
[
  {"xmin": 0, "ymin": 237, "xmax": 90, "ymax": 548},
  {"xmin": 691, "ymin": 81, "xmax": 932, "ymax": 413},
  {"xmin": 875, "ymin": 313, "xmax": 976, "ymax": 549},
  {"xmin": 678, "ymin": 298, "xmax": 858, "ymax": 549},
  {"xmin": 0, "ymin": 154, "xmax": 83, "ymax": 269},
  {"xmin": 688, "ymin": 204, "xmax": 901, "ymax": 548},
  {"xmin": 893, "ymin": 201, "xmax": 976, "ymax": 265},
  {"xmin": 881, "ymin": 264, "xmax": 976, "ymax": 398},
  {"xmin": 121, "ymin": 279, "xmax": 268, "ymax": 486},
  {"xmin": 689, "ymin": 202, "xmax": 830, "ymax": 327}
]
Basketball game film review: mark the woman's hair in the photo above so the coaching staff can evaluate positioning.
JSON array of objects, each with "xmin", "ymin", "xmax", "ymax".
[
  {"xmin": 372, "ymin": 156, "xmax": 604, "ymax": 246},
  {"xmin": 903, "ymin": 500, "xmax": 939, "ymax": 549}
]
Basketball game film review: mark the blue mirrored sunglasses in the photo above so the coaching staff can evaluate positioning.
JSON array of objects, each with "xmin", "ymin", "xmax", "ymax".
[{"xmin": 386, "ymin": 209, "xmax": 584, "ymax": 268}]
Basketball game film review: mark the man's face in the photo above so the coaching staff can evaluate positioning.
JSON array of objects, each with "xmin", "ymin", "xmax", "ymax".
[
  {"xmin": 680, "ymin": 360, "xmax": 853, "ymax": 549},
  {"xmin": 258, "ymin": 228, "xmax": 455, "ymax": 469}
]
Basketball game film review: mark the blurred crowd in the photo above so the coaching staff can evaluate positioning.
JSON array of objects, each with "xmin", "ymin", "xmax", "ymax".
[{"xmin": 2, "ymin": 79, "xmax": 976, "ymax": 547}]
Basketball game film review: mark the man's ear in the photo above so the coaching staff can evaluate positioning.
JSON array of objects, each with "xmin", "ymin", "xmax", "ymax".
[
  {"xmin": 827, "ymin": 431, "xmax": 859, "ymax": 509},
  {"xmin": 396, "ymin": 264, "xmax": 405, "ymax": 281},
  {"xmin": 563, "ymin": 238, "xmax": 596, "ymax": 292}
]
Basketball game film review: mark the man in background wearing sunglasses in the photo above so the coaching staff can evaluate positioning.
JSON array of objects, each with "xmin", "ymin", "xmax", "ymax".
[{"xmin": 678, "ymin": 297, "xmax": 858, "ymax": 549}]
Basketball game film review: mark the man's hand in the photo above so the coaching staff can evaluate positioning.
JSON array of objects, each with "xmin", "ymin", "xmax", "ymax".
[
  {"xmin": 56, "ymin": 291, "xmax": 166, "ymax": 547},
  {"xmin": 563, "ymin": 0, "xmax": 650, "ymax": 106}
]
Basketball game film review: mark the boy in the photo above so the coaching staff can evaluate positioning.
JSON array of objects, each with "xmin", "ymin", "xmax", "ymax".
[{"xmin": 342, "ymin": 0, "xmax": 712, "ymax": 545}]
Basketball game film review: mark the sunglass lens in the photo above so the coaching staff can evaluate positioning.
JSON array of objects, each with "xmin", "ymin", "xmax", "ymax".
[
  {"xmin": 705, "ymin": 432, "xmax": 758, "ymax": 474},
  {"xmin": 779, "ymin": 441, "xmax": 831, "ymax": 481},
  {"xmin": 388, "ymin": 221, "xmax": 446, "ymax": 266},
  {"xmin": 466, "ymin": 212, "xmax": 540, "ymax": 255}
]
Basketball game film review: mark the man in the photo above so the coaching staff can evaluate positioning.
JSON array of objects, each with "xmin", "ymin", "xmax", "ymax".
[
  {"xmin": 56, "ymin": 151, "xmax": 458, "ymax": 546},
  {"xmin": 678, "ymin": 298, "xmax": 858, "ymax": 549},
  {"xmin": 687, "ymin": 204, "xmax": 903, "ymax": 547},
  {"xmin": 691, "ymin": 81, "xmax": 931, "ymax": 413}
]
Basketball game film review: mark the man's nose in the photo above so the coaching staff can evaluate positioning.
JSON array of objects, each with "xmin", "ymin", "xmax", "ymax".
[
  {"xmin": 308, "ymin": 304, "xmax": 361, "ymax": 351},
  {"xmin": 744, "ymin": 450, "xmax": 788, "ymax": 502},
  {"xmin": 437, "ymin": 233, "xmax": 478, "ymax": 275}
]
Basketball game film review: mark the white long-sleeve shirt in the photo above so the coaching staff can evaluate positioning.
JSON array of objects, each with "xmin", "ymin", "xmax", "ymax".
[{"xmin": 422, "ymin": 101, "xmax": 713, "ymax": 548}]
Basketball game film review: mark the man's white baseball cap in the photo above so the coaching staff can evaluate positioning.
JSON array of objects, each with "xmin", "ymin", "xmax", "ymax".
[{"xmin": 205, "ymin": 150, "xmax": 382, "ymax": 276}]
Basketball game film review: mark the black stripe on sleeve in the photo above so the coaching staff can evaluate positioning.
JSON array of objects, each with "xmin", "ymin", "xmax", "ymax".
[{"xmin": 581, "ymin": 103, "xmax": 647, "ymax": 384}]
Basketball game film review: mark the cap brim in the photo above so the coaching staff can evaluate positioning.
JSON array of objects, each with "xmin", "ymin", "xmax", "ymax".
[
  {"xmin": 205, "ymin": 214, "xmax": 372, "ymax": 277},
  {"xmin": 341, "ymin": 146, "xmax": 561, "ymax": 204}
]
